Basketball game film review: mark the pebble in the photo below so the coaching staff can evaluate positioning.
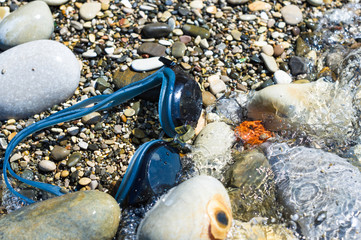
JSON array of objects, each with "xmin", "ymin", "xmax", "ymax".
[
  {"xmin": 38, "ymin": 0, "xmax": 69, "ymax": 6},
  {"xmin": 79, "ymin": 2, "xmax": 101, "ymax": 21},
  {"xmin": 82, "ymin": 112, "xmax": 101, "ymax": 125},
  {"xmin": 78, "ymin": 141, "xmax": 88, "ymax": 150},
  {"xmin": 51, "ymin": 145, "xmax": 70, "ymax": 161},
  {"xmin": 0, "ymin": 40, "xmax": 80, "ymax": 120},
  {"xmin": 0, "ymin": 191, "xmax": 121, "ymax": 240},
  {"xmin": 189, "ymin": 0, "xmax": 203, "ymax": 9},
  {"xmin": 79, "ymin": 177, "xmax": 91, "ymax": 186},
  {"xmin": 261, "ymin": 53, "xmax": 279, "ymax": 73},
  {"xmin": 273, "ymin": 70, "xmax": 292, "ymax": 84},
  {"xmin": 273, "ymin": 44, "xmax": 284, "ymax": 57},
  {"xmin": 0, "ymin": 1, "xmax": 53, "ymax": 50},
  {"xmin": 138, "ymin": 42, "xmax": 166, "ymax": 56},
  {"xmin": 289, "ymin": 56, "xmax": 307, "ymax": 75},
  {"xmin": 231, "ymin": 30, "xmax": 242, "ymax": 40},
  {"xmin": 208, "ymin": 75, "xmax": 227, "ymax": 95},
  {"xmin": 262, "ymin": 45, "xmax": 274, "ymax": 56},
  {"xmin": 39, "ymin": 160, "xmax": 56, "ymax": 172},
  {"xmin": 202, "ymin": 91, "xmax": 216, "ymax": 107},
  {"xmin": 82, "ymin": 49, "xmax": 97, "ymax": 58},
  {"xmin": 124, "ymin": 108, "xmax": 135, "ymax": 117},
  {"xmin": 227, "ymin": 0, "xmax": 249, "ymax": 4},
  {"xmin": 0, "ymin": 7, "xmax": 9, "ymax": 21},
  {"xmin": 131, "ymin": 57, "xmax": 164, "ymax": 71},
  {"xmin": 142, "ymin": 23, "xmax": 172, "ymax": 38},
  {"xmin": 206, "ymin": 5, "xmax": 217, "ymax": 14},
  {"xmin": 281, "ymin": 5, "xmax": 303, "ymax": 25},
  {"xmin": 61, "ymin": 170, "xmax": 69, "ymax": 178},
  {"xmin": 172, "ymin": 42, "xmax": 186, "ymax": 58},
  {"xmin": 67, "ymin": 152, "xmax": 82, "ymax": 167},
  {"xmin": 182, "ymin": 24, "xmax": 210, "ymax": 39},
  {"xmin": 158, "ymin": 40, "xmax": 171, "ymax": 46},
  {"xmin": 307, "ymin": 0, "xmax": 323, "ymax": 6},
  {"xmin": 239, "ymin": 14, "xmax": 257, "ymax": 21},
  {"xmin": 248, "ymin": 1, "xmax": 272, "ymax": 11},
  {"xmin": 179, "ymin": 35, "xmax": 192, "ymax": 44}
]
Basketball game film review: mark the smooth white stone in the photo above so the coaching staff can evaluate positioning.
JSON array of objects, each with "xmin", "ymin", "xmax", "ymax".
[
  {"xmin": 79, "ymin": 2, "xmax": 101, "ymax": 21},
  {"xmin": 36, "ymin": 0, "xmax": 69, "ymax": 6},
  {"xmin": 307, "ymin": 0, "xmax": 323, "ymax": 6},
  {"xmin": 0, "ymin": 1, "xmax": 53, "ymax": 50},
  {"xmin": 208, "ymin": 78, "xmax": 226, "ymax": 95},
  {"xmin": 137, "ymin": 176, "xmax": 232, "ymax": 240},
  {"xmin": 39, "ymin": 160, "xmax": 56, "ymax": 172},
  {"xmin": 0, "ymin": 40, "xmax": 80, "ymax": 120},
  {"xmin": 131, "ymin": 57, "xmax": 164, "ymax": 71},
  {"xmin": 190, "ymin": 0, "xmax": 203, "ymax": 9},
  {"xmin": 273, "ymin": 70, "xmax": 292, "ymax": 84},
  {"xmin": 239, "ymin": 14, "xmax": 257, "ymax": 21},
  {"xmin": 82, "ymin": 49, "xmax": 97, "ymax": 58},
  {"xmin": 261, "ymin": 53, "xmax": 279, "ymax": 73},
  {"xmin": 281, "ymin": 5, "xmax": 303, "ymax": 25},
  {"xmin": 121, "ymin": 0, "xmax": 132, "ymax": 8},
  {"xmin": 158, "ymin": 39, "xmax": 172, "ymax": 46}
]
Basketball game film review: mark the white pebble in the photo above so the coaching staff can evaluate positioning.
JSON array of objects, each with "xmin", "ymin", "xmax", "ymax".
[
  {"xmin": 39, "ymin": 160, "xmax": 56, "ymax": 172},
  {"xmin": 131, "ymin": 57, "xmax": 164, "ymax": 71},
  {"xmin": 274, "ymin": 70, "xmax": 292, "ymax": 84}
]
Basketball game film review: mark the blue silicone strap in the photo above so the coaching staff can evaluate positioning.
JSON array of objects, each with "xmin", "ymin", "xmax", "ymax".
[{"xmin": 3, "ymin": 67, "xmax": 169, "ymax": 204}]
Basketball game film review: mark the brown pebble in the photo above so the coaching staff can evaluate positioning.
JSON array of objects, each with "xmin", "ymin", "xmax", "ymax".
[
  {"xmin": 202, "ymin": 91, "xmax": 216, "ymax": 107},
  {"xmin": 8, "ymin": 132, "xmax": 16, "ymax": 141},
  {"xmin": 61, "ymin": 170, "xmax": 69, "ymax": 178},
  {"xmin": 292, "ymin": 26, "xmax": 300, "ymax": 36},
  {"xmin": 273, "ymin": 44, "xmax": 284, "ymax": 57},
  {"xmin": 79, "ymin": 177, "xmax": 91, "ymax": 186},
  {"xmin": 236, "ymin": 83, "xmax": 248, "ymax": 92},
  {"xmin": 121, "ymin": 114, "xmax": 127, "ymax": 123}
]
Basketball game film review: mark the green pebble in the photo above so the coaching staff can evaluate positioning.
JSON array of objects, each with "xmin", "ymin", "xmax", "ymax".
[{"xmin": 67, "ymin": 152, "xmax": 82, "ymax": 167}]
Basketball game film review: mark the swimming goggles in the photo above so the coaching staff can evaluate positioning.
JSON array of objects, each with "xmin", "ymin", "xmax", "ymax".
[{"xmin": 2, "ymin": 57, "xmax": 202, "ymax": 205}]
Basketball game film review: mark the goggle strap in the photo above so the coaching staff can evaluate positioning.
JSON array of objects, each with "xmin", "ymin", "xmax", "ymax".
[{"xmin": 3, "ymin": 67, "xmax": 168, "ymax": 204}]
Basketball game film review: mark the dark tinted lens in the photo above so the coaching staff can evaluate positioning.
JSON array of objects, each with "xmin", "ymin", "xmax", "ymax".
[{"xmin": 172, "ymin": 69, "xmax": 202, "ymax": 127}]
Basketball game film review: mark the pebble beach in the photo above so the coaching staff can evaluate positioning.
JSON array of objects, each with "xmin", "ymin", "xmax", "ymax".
[{"xmin": 1, "ymin": 0, "xmax": 361, "ymax": 239}]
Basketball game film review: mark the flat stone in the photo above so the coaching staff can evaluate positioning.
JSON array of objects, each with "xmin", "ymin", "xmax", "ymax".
[
  {"xmin": 0, "ymin": 40, "xmax": 80, "ymax": 120},
  {"xmin": 182, "ymin": 24, "xmax": 210, "ymax": 39},
  {"xmin": 51, "ymin": 145, "xmax": 70, "ymax": 161},
  {"xmin": 179, "ymin": 35, "xmax": 192, "ymax": 43},
  {"xmin": 79, "ymin": 2, "xmax": 101, "ymax": 21},
  {"xmin": 67, "ymin": 152, "xmax": 82, "ymax": 167},
  {"xmin": 0, "ymin": 191, "xmax": 121, "ymax": 240},
  {"xmin": 273, "ymin": 70, "xmax": 292, "ymax": 84},
  {"xmin": 202, "ymin": 91, "xmax": 216, "ymax": 107},
  {"xmin": 113, "ymin": 68, "xmax": 157, "ymax": 89},
  {"xmin": 248, "ymin": 1, "xmax": 272, "ymax": 11},
  {"xmin": 138, "ymin": 42, "xmax": 166, "ymax": 56},
  {"xmin": 38, "ymin": 0, "xmax": 70, "ymax": 6},
  {"xmin": 142, "ymin": 23, "xmax": 172, "ymax": 38},
  {"xmin": 0, "ymin": 1, "xmax": 53, "ymax": 50},
  {"xmin": 289, "ymin": 56, "xmax": 307, "ymax": 75},
  {"xmin": 137, "ymin": 176, "xmax": 232, "ymax": 240},
  {"xmin": 227, "ymin": 0, "xmax": 249, "ymax": 4},
  {"xmin": 261, "ymin": 53, "xmax": 278, "ymax": 73},
  {"xmin": 79, "ymin": 177, "xmax": 91, "ymax": 185},
  {"xmin": 171, "ymin": 42, "xmax": 186, "ymax": 58},
  {"xmin": 281, "ymin": 5, "xmax": 303, "ymax": 25},
  {"xmin": 239, "ymin": 14, "xmax": 257, "ymax": 21},
  {"xmin": 38, "ymin": 160, "xmax": 56, "ymax": 172},
  {"xmin": 158, "ymin": 40, "xmax": 171, "ymax": 46},
  {"xmin": 131, "ymin": 57, "xmax": 164, "ymax": 71},
  {"xmin": 82, "ymin": 112, "xmax": 101, "ymax": 125},
  {"xmin": 231, "ymin": 30, "xmax": 242, "ymax": 40},
  {"xmin": 307, "ymin": 0, "xmax": 323, "ymax": 6},
  {"xmin": 262, "ymin": 44, "xmax": 274, "ymax": 56}
]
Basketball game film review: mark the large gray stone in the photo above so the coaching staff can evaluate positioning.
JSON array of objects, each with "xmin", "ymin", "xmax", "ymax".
[
  {"xmin": 0, "ymin": 40, "xmax": 80, "ymax": 120},
  {"xmin": 0, "ymin": 191, "xmax": 121, "ymax": 240},
  {"xmin": 264, "ymin": 143, "xmax": 361, "ymax": 239},
  {"xmin": 0, "ymin": 1, "xmax": 53, "ymax": 50}
]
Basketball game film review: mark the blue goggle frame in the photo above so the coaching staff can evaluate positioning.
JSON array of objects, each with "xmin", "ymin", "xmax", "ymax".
[{"xmin": 3, "ymin": 58, "xmax": 201, "ymax": 205}]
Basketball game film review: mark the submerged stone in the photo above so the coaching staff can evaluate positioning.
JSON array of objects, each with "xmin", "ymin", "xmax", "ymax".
[
  {"xmin": 225, "ymin": 149, "xmax": 282, "ymax": 222},
  {"xmin": 0, "ymin": 191, "xmax": 121, "ymax": 240},
  {"xmin": 264, "ymin": 143, "xmax": 361, "ymax": 239},
  {"xmin": 137, "ymin": 175, "xmax": 232, "ymax": 240},
  {"xmin": 247, "ymin": 79, "xmax": 355, "ymax": 145}
]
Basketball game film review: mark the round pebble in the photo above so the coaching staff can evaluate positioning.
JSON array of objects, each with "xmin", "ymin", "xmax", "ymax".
[
  {"xmin": 273, "ymin": 44, "xmax": 285, "ymax": 57},
  {"xmin": 281, "ymin": 5, "xmax": 303, "ymax": 25},
  {"xmin": 79, "ymin": 177, "xmax": 92, "ymax": 186},
  {"xmin": 39, "ymin": 160, "xmax": 56, "ymax": 172},
  {"xmin": 51, "ymin": 145, "xmax": 70, "ymax": 161},
  {"xmin": 273, "ymin": 70, "xmax": 292, "ymax": 84},
  {"xmin": 79, "ymin": 2, "xmax": 101, "ymax": 20},
  {"xmin": 67, "ymin": 152, "xmax": 82, "ymax": 167},
  {"xmin": 124, "ymin": 108, "xmax": 135, "ymax": 117},
  {"xmin": 262, "ymin": 45, "xmax": 274, "ymax": 56}
]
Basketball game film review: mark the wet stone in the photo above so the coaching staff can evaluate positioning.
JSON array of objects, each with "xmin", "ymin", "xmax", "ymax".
[
  {"xmin": 182, "ymin": 24, "xmax": 210, "ymax": 39},
  {"xmin": 132, "ymin": 128, "xmax": 145, "ymax": 138},
  {"xmin": 138, "ymin": 42, "xmax": 166, "ymax": 57},
  {"xmin": 171, "ymin": 42, "xmax": 186, "ymax": 58},
  {"xmin": 289, "ymin": 56, "xmax": 307, "ymax": 75},
  {"xmin": 142, "ymin": 23, "xmax": 172, "ymax": 38},
  {"xmin": 67, "ymin": 152, "xmax": 82, "ymax": 167},
  {"xmin": 296, "ymin": 37, "xmax": 310, "ymax": 57},
  {"xmin": 0, "ymin": 191, "xmax": 121, "ymax": 240},
  {"xmin": 51, "ymin": 145, "xmax": 70, "ymax": 161}
]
